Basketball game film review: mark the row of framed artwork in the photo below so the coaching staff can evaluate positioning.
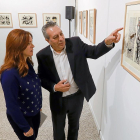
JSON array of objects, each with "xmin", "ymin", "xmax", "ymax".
[
  {"xmin": 0, "ymin": 13, "xmax": 61, "ymax": 28},
  {"xmin": 79, "ymin": 9, "xmax": 96, "ymax": 44},
  {"xmin": 79, "ymin": 2, "xmax": 140, "ymax": 82},
  {"xmin": 79, "ymin": 4, "xmax": 140, "ymax": 82}
]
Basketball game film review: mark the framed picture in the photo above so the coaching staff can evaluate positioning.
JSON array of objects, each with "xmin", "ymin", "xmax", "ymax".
[
  {"xmin": 0, "ymin": 13, "xmax": 13, "ymax": 28},
  {"xmin": 82, "ymin": 10, "xmax": 88, "ymax": 38},
  {"xmin": 89, "ymin": 9, "xmax": 96, "ymax": 44},
  {"xmin": 79, "ymin": 11, "xmax": 82, "ymax": 34},
  {"xmin": 121, "ymin": 1, "xmax": 140, "ymax": 81},
  {"xmin": 43, "ymin": 13, "xmax": 61, "ymax": 27},
  {"xmin": 18, "ymin": 13, "xmax": 37, "ymax": 28}
]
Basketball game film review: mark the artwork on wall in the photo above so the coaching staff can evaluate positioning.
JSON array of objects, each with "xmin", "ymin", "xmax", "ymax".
[
  {"xmin": 79, "ymin": 11, "xmax": 82, "ymax": 34},
  {"xmin": 89, "ymin": 9, "xmax": 96, "ymax": 44},
  {"xmin": 121, "ymin": 1, "xmax": 140, "ymax": 81},
  {"xmin": 82, "ymin": 10, "xmax": 88, "ymax": 38},
  {"xmin": 18, "ymin": 13, "xmax": 37, "ymax": 28},
  {"xmin": 43, "ymin": 13, "xmax": 61, "ymax": 27},
  {"xmin": 0, "ymin": 13, "xmax": 13, "ymax": 28}
]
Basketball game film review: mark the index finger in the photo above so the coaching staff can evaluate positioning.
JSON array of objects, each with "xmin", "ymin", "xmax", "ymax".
[{"xmin": 113, "ymin": 27, "xmax": 123, "ymax": 34}]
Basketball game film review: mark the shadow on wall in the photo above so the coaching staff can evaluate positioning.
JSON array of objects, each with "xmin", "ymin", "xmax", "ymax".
[
  {"xmin": 101, "ymin": 49, "xmax": 128, "ymax": 140},
  {"xmin": 91, "ymin": 65, "xmax": 105, "ymax": 131}
]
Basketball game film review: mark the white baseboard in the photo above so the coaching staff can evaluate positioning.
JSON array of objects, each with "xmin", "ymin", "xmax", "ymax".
[
  {"xmin": 88, "ymin": 101, "xmax": 100, "ymax": 132},
  {"xmin": 88, "ymin": 101, "xmax": 104, "ymax": 140},
  {"xmin": 99, "ymin": 131, "xmax": 104, "ymax": 140}
]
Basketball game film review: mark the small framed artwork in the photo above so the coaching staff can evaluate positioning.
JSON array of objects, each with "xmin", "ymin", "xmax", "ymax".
[
  {"xmin": 43, "ymin": 13, "xmax": 61, "ymax": 27},
  {"xmin": 0, "ymin": 13, "xmax": 13, "ymax": 28},
  {"xmin": 18, "ymin": 13, "xmax": 37, "ymax": 28},
  {"xmin": 79, "ymin": 11, "xmax": 82, "ymax": 34},
  {"xmin": 89, "ymin": 9, "xmax": 96, "ymax": 44},
  {"xmin": 82, "ymin": 10, "xmax": 88, "ymax": 38},
  {"xmin": 121, "ymin": 1, "xmax": 140, "ymax": 81}
]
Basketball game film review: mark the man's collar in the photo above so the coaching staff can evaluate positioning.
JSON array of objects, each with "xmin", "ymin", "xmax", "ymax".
[{"xmin": 50, "ymin": 45, "xmax": 66, "ymax": 55}]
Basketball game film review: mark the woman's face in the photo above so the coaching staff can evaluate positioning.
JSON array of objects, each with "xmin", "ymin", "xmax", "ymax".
[{"xmin": 23, "ymin": 35, "xmax": 34, "ymax": 59}]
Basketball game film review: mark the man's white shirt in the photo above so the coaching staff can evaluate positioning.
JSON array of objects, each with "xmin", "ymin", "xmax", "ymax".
[{"xmin": 50, "ymin": 45, "xmax": 79, "ymax": 97}]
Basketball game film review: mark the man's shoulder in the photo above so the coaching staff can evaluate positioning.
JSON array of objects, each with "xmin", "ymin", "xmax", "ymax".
[
  {"xmin": 66, "ymin": 36, "xmax": 81, "ymax": 42},
  {"xmin": 36, "ymin": 45, "xmax": 50, "ymax": 57}
]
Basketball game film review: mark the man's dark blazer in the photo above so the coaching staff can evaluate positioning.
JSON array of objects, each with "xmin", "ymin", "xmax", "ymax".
[{"xmin": 36, "ymin": 36, "xmax": 114, "ymax": 113}]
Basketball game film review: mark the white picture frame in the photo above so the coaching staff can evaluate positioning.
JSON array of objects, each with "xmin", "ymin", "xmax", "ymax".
[
  {"xmin": 121, "ymin": 1, "xmax": 140, "ymax": 81},
  {"xmin": 79, "ymin": 11, "xmax": 82, "ymax": 34},
  {"xmin": 18, "ymin": 13, "xmax": 37, "ymax": 28},
  {"xmin": 89, "ymin": 9, "xmax": 96, "ymax": 44},
  {"xmin": 0, "ymin": 13, "xmax": 13, "ymax": 28},
  {"xmin": 43, "ymin": 13, "xmax": 61, "ymax": 27},
  {"xmin": 82, "ymin": 10, "xmax": 88, "ymax": 38}
]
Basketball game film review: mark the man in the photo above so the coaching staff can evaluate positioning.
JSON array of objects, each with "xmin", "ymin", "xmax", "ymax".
[{"xmin": 36, "ymin": 21, "xmax": 122, "ymax": 140}]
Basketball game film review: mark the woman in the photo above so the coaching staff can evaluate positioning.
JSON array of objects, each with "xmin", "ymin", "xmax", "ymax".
[{"xmin": 0, "ymin": 29, "xmax": 42, "ymax": 140}]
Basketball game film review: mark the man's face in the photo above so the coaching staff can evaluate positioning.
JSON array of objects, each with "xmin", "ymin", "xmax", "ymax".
[{"xmin": 46, "ymin": 26, "xmax": 65, "ymax": 53}]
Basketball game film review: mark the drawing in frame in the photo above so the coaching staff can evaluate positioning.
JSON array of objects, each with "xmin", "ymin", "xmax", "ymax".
[
  {"xmin": 43, "ymin": 13, "xmax": 61, "ymax": 27},
  {"xmin": 121, "ymin": 1, "xmax": 140, "ymax": 81},
  {"xmin": 79, "ymin": 11, "xmax": 82, "ymax": 34},
  {"xmin": 82, "ymin": 10, "xmax": 88, "ymax": 38},
  {"xmin": 0, "ymin": 13, "xmax": 13, "ymax": 28},
  {"xmin": 89, "ymin": 9, "xmax": 96, "ymax": 44},
  {"xmin": 18, "ymin": 13, "xmax": 37, "ymax": 28}
]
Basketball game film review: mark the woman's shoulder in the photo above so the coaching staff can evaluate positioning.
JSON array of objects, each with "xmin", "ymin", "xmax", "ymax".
[
  {"xmin": 1, "ymin": 68, "xmax": 18, "ymax": 80},
  {"xmin": 2, "ymin": 67, "xmax": 17, "ymax": 74},
  {"xmin": 1, "ymin": 68, "xmax": 20, "ymax": 91}
]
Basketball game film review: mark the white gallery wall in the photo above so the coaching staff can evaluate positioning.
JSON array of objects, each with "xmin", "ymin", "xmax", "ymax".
[
  {"xmin": 0, "ymin": 0, "xmax": 75, "ymax": 69},
  {"xmin": 77, "ymin": 0, "xmax": 111, "ymax": 134},
  {"xmin": 102, "ymin": 0, "xmax": 140, "ymax": 140},
  {"xmin": 77, "ymin": 0, "xmax": 140, "ymax": 140}
]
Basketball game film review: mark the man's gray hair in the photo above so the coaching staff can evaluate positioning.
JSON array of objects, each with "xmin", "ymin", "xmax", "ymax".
[{"xmin": 42, "ymin": 21, "xmax": 57, "ymax": 39}]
